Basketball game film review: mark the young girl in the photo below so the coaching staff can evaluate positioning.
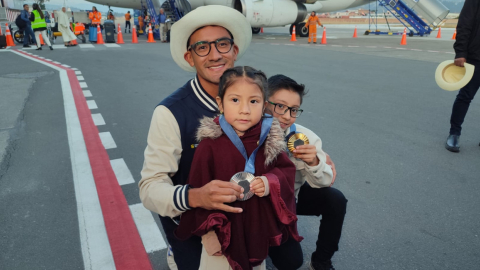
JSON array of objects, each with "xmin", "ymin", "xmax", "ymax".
[
  {"xmin": 30, "ymin": 3, "xmax": 53, "ymax": 50},
  {"xmin": 175, "ymin": 66, "xmax": 302, "ymax": 270}
]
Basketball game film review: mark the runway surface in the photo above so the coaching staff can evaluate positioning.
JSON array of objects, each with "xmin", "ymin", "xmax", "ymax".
[{"xmin": 1, "ymin": 25, "xmax": 479, "ymax": 270}]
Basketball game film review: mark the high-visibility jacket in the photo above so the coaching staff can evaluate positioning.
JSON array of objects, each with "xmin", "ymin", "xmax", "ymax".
[
  {"xmin": 305, "ymin": 15, "xmax": 322, "ymax": 31},
  {"xmin": 125, "ymin": 13, "xmax": 131, "ymax": 20},
  {"xmin": 31, "ymin": 10, "xmax": 47, "ymax": 30},
  {"xmin": 89, "ymin": 11, "xmax": 101, "ymax": 25},
  {"xmin": 73, "ymin": 22, "xmax": 85, "ymax": 34}
]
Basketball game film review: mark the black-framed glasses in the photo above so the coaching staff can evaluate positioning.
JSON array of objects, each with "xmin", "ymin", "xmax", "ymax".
[
  {"xmin": 267, "ymin": 101, "xmax": 303, "ymax": 118},
  {"xmin": 188, "ymin": 38, "xmax": 234, "ymax": 57}
]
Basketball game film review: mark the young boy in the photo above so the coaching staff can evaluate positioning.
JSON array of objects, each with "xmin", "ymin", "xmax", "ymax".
[{"xmin": 266, "ymin": 75, "xmax": 347, "ymax": 270}]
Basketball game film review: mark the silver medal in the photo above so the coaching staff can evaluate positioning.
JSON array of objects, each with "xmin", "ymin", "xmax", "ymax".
[{"xmin": 230, "ymin": 172, "xmax": 255, "ymax": 201}]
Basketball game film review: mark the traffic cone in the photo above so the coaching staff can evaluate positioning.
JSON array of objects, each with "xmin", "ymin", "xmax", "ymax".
[
  {"xmin": 321, "ymin": 27, "xmax": 327, "ymax": 44},
  {"xmin": 400, "ymin": 28, "xmax": 407, "ymax": 45},
  {"xmin": 436, "ymin": 27, "xmax": 442, "ymax": 38},
  {"xmin": 71, "ymin": 39, "xmax": 78, "ymax": 45},
  {"xmin": 132, "ymin": 25, "xmax": 138, "ymax": 43},
  {"xmin": 260, "ymin": 27, "xmax": 264, "ymax": 33},
  {"xmin": 0, "ymin": 24, "xmax": 2, "ymax": 35},
  {"xmin": 147, "ymin": 24, "xmax": 156, "ymax": 43},
  {"xmin": 117, "ymin": 24, "xmax": 125, "ymax": 44},
  {"xmin": 451, "ymin": 29, "xmax": 457, "ymax": 40},
  {"xmin": 290, "ymin": 25, "xmax": 297, "ymax": 42},
  {"xmin": 39, "ymin": 33, "xmax": 45, "ymax": 45},
  {"xmin": 353, "ymin": 25, "xmax": 358, "ymax": 38},
  {"xmin": 96, "ymin": 25, "xmax": 105, "ymax": 44},
  {"xmin": 5, "ymin": 24, "xmax": 15, "ymax": 46}
]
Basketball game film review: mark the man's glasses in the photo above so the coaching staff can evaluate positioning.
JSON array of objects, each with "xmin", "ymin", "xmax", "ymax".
[
  {"xmin": 188, "ymin": 38, "xmax": 234, "ymax": 57},
  {"xmin": 267, "ymin": 101, "xmax": 303, "ymax": 118}
]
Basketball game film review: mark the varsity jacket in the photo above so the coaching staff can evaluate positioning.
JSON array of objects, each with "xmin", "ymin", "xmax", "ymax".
[
  {"xmin": 139, "ymin": 77, "xmax": 218, "ymax": 218},
  {"xmin": 285, "ymin": 124, "xmax": 334, "ymax": 197}
]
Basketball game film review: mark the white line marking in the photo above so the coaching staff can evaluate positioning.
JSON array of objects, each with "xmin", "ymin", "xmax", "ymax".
[
  {"xmin": 99, "ymin": 132, "xmax": 117, "ymax": 149},
  {"xmin": 91, "ymin": 113, "xmax": 106, "ymax": 126},
  {"xmin": 271, "ymin": 43, "xmax": 280, "ymax": 45},
  {"xmin": 129, "ymin": 204, "xmax": 167, "ymax": 253},
  {"xmin": 445, "ymin": 52, "xmax": 455, "ymax": 54},
  {"xmin": 75, "ymin": 71, "xmax": 82, "ymax": 75},
  {"xmin": 62, "ymin": 64, "xmax": 71, "ymax": 67},
  {"xmin": 87, "ymin": 100, "xmax": 98, "ymax": 109},
  {"xmin": 348, "ymin": 46, "xmax": 359, "ymax": 48},
  {"xmin": 52, "ymin": 45, "xmax": 67, "ymax": 49},
  {"xmin": 396, "ymin": 48, "xmax": 407, "ymax": 50},
  {"xmin": 384, "ymin": 47, "xmax": 392, "ymax": 49},
  {"xmin": 79, "ymin": 44, "xmax": 95, "ymax": 49},
  {"xmin": 79, "ymin": 82, "xmax": 88, "ymax": 88},
  {"xmin": 83, "ymin": 90, "xmax": 92, "ymax": 97},
  {"xmin": 104, "ymin": 44, "xmax": 121, "ymax": 48},
  {"xmin": 21, "ymin": 47, "xmax": 36, "ymax": 50},
  {"xmin": 366, "ymin": 46, "xmax": 377, "ymax": 48},
  {"xmin": 411, "ymin": 49, "xmax": 423, "ymax": 51},
  {"xmin": 53, "ymin": 61, "xmax": 61, "ymax": 64},
  {"xmin": 284, "ymin": 44, "xmax": 294, "ymax": 46},
  {"xmin": 11, "ymin": 50, "xmax": 116, "ymax": 270},
  {"xmin": 71, "ymin": 68, "xmax": 78, "ymax": 70},
  {"xmin": 77, "ymin": 76, "xmax": 85, "ymax": 81},
  {"xmin": 428, "ymin": 50, "xmax": 439, "ymax": 53},
  {"xmin": 45, "ymin": 59, "xmax": 52, "ymax": 61},
  {"xmin": 331, "ymin": 45, "xmax": 343, "ymax": 47},
  {"xmin": 110, "ymin": 159, "xmax": 135, "ymax": 185}
]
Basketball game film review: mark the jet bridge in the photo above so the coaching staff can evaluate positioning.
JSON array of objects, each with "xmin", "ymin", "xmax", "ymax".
[{"xmin": 367, "ymin": 0, "xmax": 450, "ymax": 37}]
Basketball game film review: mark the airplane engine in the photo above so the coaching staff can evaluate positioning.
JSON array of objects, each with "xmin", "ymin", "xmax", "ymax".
[{"xmin": 233, "ymin": 0, "xmax": 308, "ymax": 28}]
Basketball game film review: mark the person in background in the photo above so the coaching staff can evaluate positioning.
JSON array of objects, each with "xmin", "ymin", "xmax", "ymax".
[
  {"xmin": 158, "ymin": 8, "xmax": 167, "ymax": 43},
  {"xmin": 30, "ymin": 3, "xmax": 53, "ymax": 50},
  {"xmin": 57, "ymin": 7, "xmax": 77, "ymax": 47},
  {"xmin": 89, "ymin": 6, "xmax": 101, "ymax": 27},
  {"xmin": 20, "ymin": 4, "xmax": 35, "ymax": 48},
  {"xmin": 107, "ymin": 11, "xmax": 115, "ymax": 21},
  {"xmin": 305, "ymin": 11, "xmax": 323, "ymax": 44},
  {"xmin": 138, "ymin": 14, "xmax": 144, "ymax": 34},
  {"xmin": 445, "ymin": 0, "xmax": 480, "ymax": 153},
  {"xmin": 125, "ymin": 11, "xmax": 131, "ymax": 33}
]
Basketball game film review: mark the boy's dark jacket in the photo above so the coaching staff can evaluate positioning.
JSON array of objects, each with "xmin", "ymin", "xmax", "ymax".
[
  {"xmin": 454, "ymin": 0, "xmax": 480, "ymax": 60},
  {"xmin": 175, "ymin": 116, "xmax": 303, "ymax": 270}
]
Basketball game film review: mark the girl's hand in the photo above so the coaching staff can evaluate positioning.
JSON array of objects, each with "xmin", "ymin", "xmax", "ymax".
[
  {"xmin": 250, "ymin": 178, "xmax": 265, "ymax": 197},
  {"xmin": 213, "ymin": 250, "xmax": 223, "ymax": 256},
  {"xmin": 293, "ymin": 145, "xmax": 319, "ymax": 166}
]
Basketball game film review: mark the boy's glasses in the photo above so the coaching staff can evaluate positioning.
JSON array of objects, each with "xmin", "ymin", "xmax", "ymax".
[
  {"xmin": 188, "ymin": 38, "xmax": 234, "ymax": 57},
  {"xmin": 267, "ymin": 101, "xmax": 303, "ymax": 118}
]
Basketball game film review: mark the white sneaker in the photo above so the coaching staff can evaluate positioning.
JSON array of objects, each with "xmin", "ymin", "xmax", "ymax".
[{"xmin": 167, "ymin": 245, "xmax": 178, "ymax": 270}]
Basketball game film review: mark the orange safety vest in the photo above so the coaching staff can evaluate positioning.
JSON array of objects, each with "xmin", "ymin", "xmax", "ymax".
[
  {"xmin": 125, "ymin": 13, "xmax": 131, "ymax": 20},
  {"xmin": 89, "ymin": 11, "xmax": 101, "ymax": 25},
  {"xmin": 74, "ymin": 22, "xmax": 85, "ymax": 34},
  {"xmin": 306, "ymin": 15, "xmax": 322, "ymax": 30}
]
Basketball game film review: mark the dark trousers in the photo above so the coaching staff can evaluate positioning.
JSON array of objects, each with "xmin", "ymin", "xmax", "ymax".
[
  {"xmin": 125, "ymin": 21, "xmax": 131, "ymax": 31},
  {"xmin": 23, "ymin": 26, "xmax": 35, "ymax": 46},
  {"xmin": 269, "ymin": 185, "xmax": 348, "ymax": 269},
  {"xmin": 159, "ymin": 215, "xmax": 202, "ymax": 270},
  {"xmin": 449, "ymin": 59, "xmax": 480, "ymax": 136}
]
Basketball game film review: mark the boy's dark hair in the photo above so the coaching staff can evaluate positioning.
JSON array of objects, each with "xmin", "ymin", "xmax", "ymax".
[
  {"xmin": 218, "ymin": 66, "xmax": 268, "ymax": 101},
  {"xmin": 267, "ymin": 75, "xmax": 307, "ymax": 104}
]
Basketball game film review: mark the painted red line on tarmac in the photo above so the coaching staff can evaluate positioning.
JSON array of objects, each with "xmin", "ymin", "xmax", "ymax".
[{"xmin": 14, "ymin": 50, "xmax": 153, "ymax": 270}]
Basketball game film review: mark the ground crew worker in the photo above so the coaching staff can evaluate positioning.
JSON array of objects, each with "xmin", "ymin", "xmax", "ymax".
[
  {"xmin": 305, "ymin": 11, "xmax": 323, "ymax": 44},
  {"xmin": 138, "ymin": 14, "xmax": 144, "ymax": 34},
  {"xmin": 125, "ymin": 11, "xmax": 131, "ymax": 33},
  {"xmin": 30, "ymin": 3, "xmax": 53, "ymax": 50},
  {"xmin": 89, "ymin": 6, "xmax": 101, "ymax": 27}
]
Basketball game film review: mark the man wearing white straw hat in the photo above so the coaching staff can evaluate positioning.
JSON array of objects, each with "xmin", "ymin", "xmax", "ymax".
[{"xmin": 445, "ymin": 0, "xmax": 480, "ymax": 152}]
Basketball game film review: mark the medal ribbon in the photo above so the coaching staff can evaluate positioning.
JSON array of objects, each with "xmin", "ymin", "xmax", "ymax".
[
  {"xmin": 285, "ymin": 123, "xmax": 297, "ymax": 141},
  {"xmin": 219, "ymin": 114, "xmax": 273, "ymax": 174}
]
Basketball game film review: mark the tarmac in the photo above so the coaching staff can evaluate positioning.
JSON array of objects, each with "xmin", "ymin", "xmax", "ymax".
[{"xmin": 1, "ymin": 25, "xmax": 479, "ymax": 270}]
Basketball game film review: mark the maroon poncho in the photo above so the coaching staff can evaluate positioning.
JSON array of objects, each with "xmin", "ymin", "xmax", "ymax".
[{"xmin": 175, "ymin": 116, "xmax": 303, "ymax": 270}]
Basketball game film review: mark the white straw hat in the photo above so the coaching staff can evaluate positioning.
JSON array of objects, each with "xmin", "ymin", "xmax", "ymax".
[
  {"xmin": 435, "ymin": 60, "xmax": 475, "ymax": 91},
  {"xmin": 170, "ymin": 5, "xmax": 252, "ymax": 72}
]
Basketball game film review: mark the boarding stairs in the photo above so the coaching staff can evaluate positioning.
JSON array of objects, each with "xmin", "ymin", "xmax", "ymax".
[
  {"xmin": 141, "ymin": 0, "xmax": 191, "ymax": 39},
  {"xmin": 369, "ymin": 0, "xmax": 449, "ymax": 36}
]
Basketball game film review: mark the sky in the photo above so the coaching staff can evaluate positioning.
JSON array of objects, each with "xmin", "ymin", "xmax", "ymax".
[{"xmin": 44, "ymin": 0, "xmax": 133, "ymax": 13}]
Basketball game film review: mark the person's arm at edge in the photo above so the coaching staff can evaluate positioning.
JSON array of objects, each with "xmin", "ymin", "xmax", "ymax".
[
  {"xmin": 454, "ymin": 0, "xmax": 477, "ymax": 60},
  {"xmin": 139, "ymin": 105, "xmax": 189, "ymax": 218}
]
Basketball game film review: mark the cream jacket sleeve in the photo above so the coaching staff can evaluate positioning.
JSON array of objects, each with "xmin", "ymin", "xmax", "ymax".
[
  {"xmin": 139, "ymin": 105, "xmax": 188, "ymax": 218},
  {"xmin": 294, "ymin": 124, "xmax": 334, "ymax": 188}
]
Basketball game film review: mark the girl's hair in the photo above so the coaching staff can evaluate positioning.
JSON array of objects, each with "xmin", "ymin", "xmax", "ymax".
[
  {"xmin": 218, "ymin": 66, "xmax": 268, "ymax": 101},
  {"xmin": 32, "ymin": 3, "xmax": 44, "ymax": 19},
  {"xmin": 267, "ymin": 75, "xmax": 307, "ymax": 104},
  {"xmin": 92, "ymin": 6, "xmax": 97, "ymax": 12}
]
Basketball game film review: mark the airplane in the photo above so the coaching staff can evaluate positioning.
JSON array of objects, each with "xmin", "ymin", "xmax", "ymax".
[{"xmin": 85, "ymin": 0, "xmax": 375, "ymax": 37}]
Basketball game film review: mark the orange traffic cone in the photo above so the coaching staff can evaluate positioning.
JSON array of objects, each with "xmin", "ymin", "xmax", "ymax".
[
  {"xmin": 451, "ymin": 29, "xmax": 457, "ymax": 40},
  {"xmin": 400, "ymin": 28, "xmax": 407, "ymax": 45},
  {"xmin": 132, "ymin": 25, "xmax": 138, "ymax": 44},
  {"xmin": 147, "ymin": 24, "xmax": 156, "ymax": 43},
  {"xmin": 290, "ymin": 25, "xmax": 297, "ymax": 42},
  {"xmin": 5, "ymin": 24, "xmax": 15, "ymax": 46},
  {"xmin": 260, "ymin": 27, "xmax": 264, "ymax": 33},
  {"xmin": 321, "ymin": 27, "xmax": 327, "ymax": 44},
  {"xmin": 71, "ymin": 38, "xmax": 78, "ymax": 45},
  {"xmin": 39, "ymin": 33, "xmax": 45, "ymax": 45},
  {"xmin": 436, "ymin": 27, "xmax": 442, "ymax": 38},
  {"xmin": 96, "ymin": 25, "xmax": 105, "ymax": 44},
  {"xmin": 353, "ymin": 25, "xmax": 358, "ymax": 38},
  {"xmin": 0, "ymin": 24, "xmax": 2, "ymax": 35},
  {"xmin": 117, "ymin": 24, "xmax": 125, "ymax": 44}
]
